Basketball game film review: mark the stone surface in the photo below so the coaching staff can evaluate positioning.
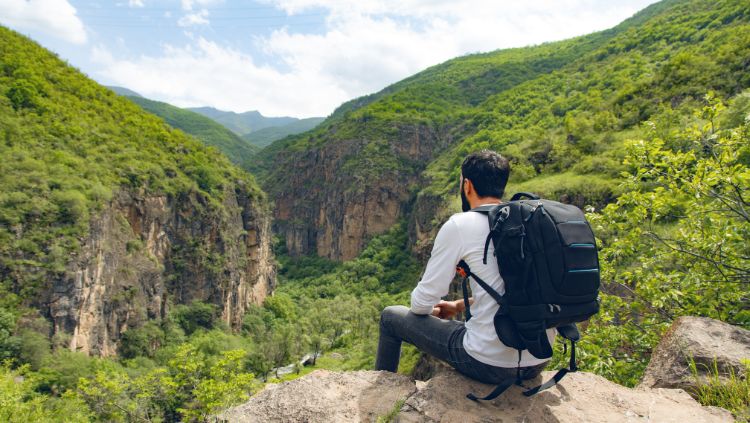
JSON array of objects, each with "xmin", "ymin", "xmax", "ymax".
[
  {"xmin": 218, "ymin": 370, "xmax": 417, "ymax": 423},
  {"xmin": 46, "ymin": 188, "xmax": 275, "ymax": 356},
  {"xmin": 220, "ymin": 367, "xmax": 733, "ymax": 423},
  {"xmin": 640, "ymin": 316, "xmax": 750, "ymax": 392},
  {"xmin": 398, "ymin": 368, "xmax": 733, "ymax": 423}
]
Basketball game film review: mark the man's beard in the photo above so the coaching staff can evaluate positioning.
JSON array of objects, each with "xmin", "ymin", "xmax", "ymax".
[{"xmin": 461, "ymin": 180, "xmax": 470, "ymax": 212}]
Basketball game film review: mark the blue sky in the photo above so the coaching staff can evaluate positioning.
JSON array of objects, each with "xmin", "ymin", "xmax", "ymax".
[{"xmin": 1, "ymin": 0, "xmax": 658, "ymax": 117}]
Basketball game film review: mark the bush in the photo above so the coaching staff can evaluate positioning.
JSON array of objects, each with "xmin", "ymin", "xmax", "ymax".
[{"xmin": 171, "ymin": 301, "xmax": 219, "ymax": 336}]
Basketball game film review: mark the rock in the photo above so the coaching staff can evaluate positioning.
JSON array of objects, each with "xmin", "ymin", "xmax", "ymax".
[
  {"xmin": 219, "ymin": 370, "xmax": 417, "ymax": 422},
  {"xmin": 46, "ymin": 188, "xmax": 275, "ymax": 356},
  {"xmin": 398, "ymin": 368, "xmax": 733, "ymax": 423},
  {"xmin": 221, "ymin": 367, "xmax": 733, "ymax": 423},
  {"xmin": 299, "ymin": 354, "xmax": 317, "ymax": 366},
  {"xmin": 640, "ymin": 316, "xmax": 750, "ymax": 392}
]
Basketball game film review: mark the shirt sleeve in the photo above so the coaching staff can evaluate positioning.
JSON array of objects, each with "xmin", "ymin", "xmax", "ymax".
[{"xmin": 410, "ymin": 217, "xmax": 462, "ymax": 314}]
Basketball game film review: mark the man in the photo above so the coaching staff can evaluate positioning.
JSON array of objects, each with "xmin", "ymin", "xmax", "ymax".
[{"xmin": 375, "ymin": 150, "xmax": 555, "ymax": 385}]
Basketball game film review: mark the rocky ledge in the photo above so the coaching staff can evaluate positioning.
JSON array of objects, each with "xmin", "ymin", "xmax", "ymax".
[
  {"xmin": 219, "ymin": 367, "xmax": 732, "ymax": 422},
  {"xmin": 220, "ymin": 316, "xmax": 749, "ymax": 422}
]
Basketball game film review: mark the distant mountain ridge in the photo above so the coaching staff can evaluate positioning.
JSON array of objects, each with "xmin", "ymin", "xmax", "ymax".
[
  {"xmin": 189, "ymin": 106, "xmax": 298, "ymax": 135},
  {"xmin": 106, "ymin": 88, "xmax": 323, "ymax": 147},
  {"xmin": 242, "ymin": 117, "xmax": 325, "ymax": 148}
]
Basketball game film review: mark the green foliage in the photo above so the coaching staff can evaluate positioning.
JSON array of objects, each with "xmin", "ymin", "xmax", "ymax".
[
  {"xmin": 171, "ymin": 301, "xmax": 220, "ymax": 336},
  {"xmin": 376, "ymin": 398, "xmax": 405, "ymax": 423},
  {"xmin": 574, "ymin": 95, "xmax": 750, "ymax": 386},
  {"xmin": 0, "ymin": 365, "xmax": 92, "ymax": 423}
]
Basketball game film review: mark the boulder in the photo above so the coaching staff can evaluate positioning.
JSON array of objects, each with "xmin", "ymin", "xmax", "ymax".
[
  {"xmin": 220, "ymin": 367, "xmax": 732, "ymax": 422},
  {"xmin": 217, "ymin": 370, "xmax": 416, "ymax": 422},
  {"xmin": 640, "ymin": 316, "xmax": 750, "ymax": 391}
]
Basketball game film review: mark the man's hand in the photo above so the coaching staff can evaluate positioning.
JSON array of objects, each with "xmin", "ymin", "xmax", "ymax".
[{"xmin": 434, "ymin": 300, "xmax": 463, "ymax": 319}]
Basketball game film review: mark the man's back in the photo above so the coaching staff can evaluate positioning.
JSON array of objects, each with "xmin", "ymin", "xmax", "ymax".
[{"xmin": 411, "ymin": 208, "xmax": 555, "ymax": 367}]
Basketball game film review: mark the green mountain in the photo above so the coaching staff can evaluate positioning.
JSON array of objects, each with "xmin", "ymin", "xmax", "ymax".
[
  {"xmin": 106, "ymin": 85, "xmax": 142, "ymax": 97},
  {"xmin": 255, "ymin": 0, "xmax": 750, "ymax": 262},
  {"xmin": 188, "ymin": 106, "xmax": 298, "ymax": 135},
  {"xmin": 242, "ymin": 117, "xmax": 325, "ymax": 148},
  {"xmin": 0, "ymin": 26, "xmax": 273, "ymax": 356},
  {"xmin": 127, "ymin": 96, "xmax": 259, "ymax": 167}
]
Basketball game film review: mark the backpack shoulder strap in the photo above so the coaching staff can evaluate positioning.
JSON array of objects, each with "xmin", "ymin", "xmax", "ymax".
[
  {"xmin": 469, "ymin": 204, "xmax": 496, "ymax": 214},
  {"xmin": 468, "ymin": 204, "xmax": 503, "ymax": 264}
]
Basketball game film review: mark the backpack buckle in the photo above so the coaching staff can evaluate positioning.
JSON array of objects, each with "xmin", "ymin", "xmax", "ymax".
[{"xmin": 456, "ymin": 260, "xmax": 470, "ymax": 278}]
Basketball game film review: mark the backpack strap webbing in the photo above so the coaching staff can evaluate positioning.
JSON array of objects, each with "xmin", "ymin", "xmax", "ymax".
[
  {"xmin": 466, "ymin": 350, "xmax": 524, "ymax": 402},
  {"xmin": 456, "ymin": 260, "xmax": 504, "ymax": 322},
  {"xmin": 522, "ymin": 325, "xmax": 579, "ymax": 397}
]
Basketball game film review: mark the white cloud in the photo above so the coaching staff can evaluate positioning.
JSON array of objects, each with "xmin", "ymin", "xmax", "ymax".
[
  {"xmin": 0, "ymin": 0, "xmax": 87, "ymax": 44},
  {"xmin": 92, "ymin": 39, "xmax": 346, "ymax": 117},
  {"xmin": 178, "ymin": 9, "xmax": 210, "ymax": 27},
  {"xmin": 93, "ymin": 0, "xmax": 658, "ymax": 117},
  {"xmin": 181, "ymin": 0, "xmax": 222, "ymax": 11},
  {"xmin": 128, "ymin": 0, "xmax": 145, "ymax": 7}
]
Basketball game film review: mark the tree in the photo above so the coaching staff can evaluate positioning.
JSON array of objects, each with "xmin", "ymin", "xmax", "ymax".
[{"xmin": 578, "ymin": 95, "xmax": 750, "ymax": 385}]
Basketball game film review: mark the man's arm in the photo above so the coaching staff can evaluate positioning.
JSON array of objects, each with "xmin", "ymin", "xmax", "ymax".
[{"xmin": 410, "ymin": 218, "xmax": 462, "ymax": 315}]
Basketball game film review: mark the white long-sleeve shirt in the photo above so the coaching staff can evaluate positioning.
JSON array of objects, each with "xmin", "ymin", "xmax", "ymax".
[{"xmin": 410, "ymin": 207, "xmax": 555, "ymax": 367}]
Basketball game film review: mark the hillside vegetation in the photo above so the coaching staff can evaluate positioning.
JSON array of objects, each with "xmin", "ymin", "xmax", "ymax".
[
  {"xmin": 0, "ymin": 26, "xmax": 275, "ymax": 421},
  {"xmin": 127, "ymin": 95, "xmax": 259, "ymax": 167}
]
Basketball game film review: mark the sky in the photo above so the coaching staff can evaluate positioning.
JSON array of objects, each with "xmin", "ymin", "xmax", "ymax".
[{"xmin": 0, "ymin": 0, "xmax": 659, "ymax": 118}]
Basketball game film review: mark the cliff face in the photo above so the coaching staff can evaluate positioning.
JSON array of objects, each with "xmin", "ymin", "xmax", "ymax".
[
  {"xmin": 273, "ymin": 123, "xmax": 456, "ymax": 261},
  {"xmin": 46, "ymin": 187, "xmax": 274, "ymax": 356}
]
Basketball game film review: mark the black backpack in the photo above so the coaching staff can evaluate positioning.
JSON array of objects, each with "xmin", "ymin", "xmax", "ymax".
[{"xmin": 456, "ymin": 192, "xmax": 600, "ymax": 400}]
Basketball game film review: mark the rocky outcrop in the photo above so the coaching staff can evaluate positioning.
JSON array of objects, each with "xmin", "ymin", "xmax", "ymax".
[
  {"xmin": 222, "ymin": 368, "xmax": 733, "ymax": 422},
  {"xmin": 219, "ymin": 370, "xmax": 416, "ymax": 422},
  {"xmin": 270, "ymin": 122, "xmax": 456, "ymax": 261},
  {"xmin": 46, "ymin": 187, "xmax": 274, "ymax": 356},
  {"xmin": 640, "ymin": 316, "xmax": 750, "ymax": 392}
]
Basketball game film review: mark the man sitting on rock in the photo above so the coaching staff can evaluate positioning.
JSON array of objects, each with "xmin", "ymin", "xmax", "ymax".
[{"xmin": 375, "ymin": 150, "xmax": 555, "ymax": 385}]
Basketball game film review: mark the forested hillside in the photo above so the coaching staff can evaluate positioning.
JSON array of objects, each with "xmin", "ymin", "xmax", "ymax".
[
  {"xmin": 126, "ymin": 96, "xmax": 259, "ymax": 168},
  {"xmin": 0, "ymin": 26, "xmax": 276, "ymax": 421}
]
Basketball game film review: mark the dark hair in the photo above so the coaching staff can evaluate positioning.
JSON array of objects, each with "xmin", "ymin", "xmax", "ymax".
[{"xmin": 460, "ymin": 150, "xmax": 510, "ymax": 199}]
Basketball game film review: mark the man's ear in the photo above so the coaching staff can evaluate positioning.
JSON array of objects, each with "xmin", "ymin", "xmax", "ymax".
[{"xmin": 463, "ymin": 178, "xmax": 473, "ymax": 195}]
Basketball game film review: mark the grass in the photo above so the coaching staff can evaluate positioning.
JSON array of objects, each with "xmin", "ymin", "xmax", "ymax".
[
  {"xmin": 377, "ymin": 399, "xmax": 406, "ymax": 423},
  {"xmin": 689, "ymin": 358, "xmax": 750, "ymax": 422}
]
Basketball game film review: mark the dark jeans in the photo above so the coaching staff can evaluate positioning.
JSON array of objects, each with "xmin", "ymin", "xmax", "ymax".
[{"xmin": 375, "ymin": 305, "xmax": 546, "ymax": 384}]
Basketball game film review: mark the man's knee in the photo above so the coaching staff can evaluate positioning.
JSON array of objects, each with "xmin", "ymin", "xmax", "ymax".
[{"xmin": 380, "ymin": 305, "xmax": 409, "ymax": 329}]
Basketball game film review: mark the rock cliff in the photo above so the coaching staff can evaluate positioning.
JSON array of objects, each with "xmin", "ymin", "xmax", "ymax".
[
  {"xmin": 270, "ymin": 123, "xmax": 455, "ymax": 261},
  {"xmin": 46, "ymin": 187, "xmax": 274, "ymax": 356}
]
